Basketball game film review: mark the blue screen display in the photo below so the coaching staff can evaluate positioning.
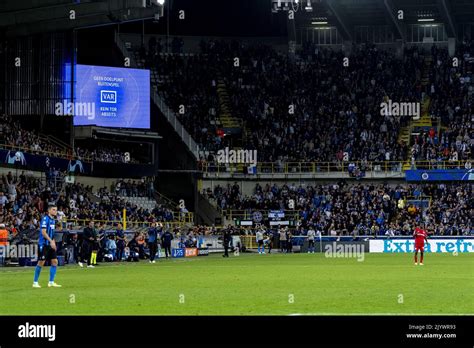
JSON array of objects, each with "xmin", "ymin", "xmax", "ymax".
[{"xmin": 73, "ymin": 64, "xmax": 150, "ymax": 129}]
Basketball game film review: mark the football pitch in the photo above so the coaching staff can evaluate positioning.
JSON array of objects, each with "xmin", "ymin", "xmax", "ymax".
[{"xmin": 1, "ymin": 253, "xmax": 473, "ymax": 315}]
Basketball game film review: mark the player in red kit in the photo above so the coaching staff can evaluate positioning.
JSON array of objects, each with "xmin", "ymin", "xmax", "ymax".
[{"xmin": 413, "ymin": 224, "xmax": 429, "ymax": 266}]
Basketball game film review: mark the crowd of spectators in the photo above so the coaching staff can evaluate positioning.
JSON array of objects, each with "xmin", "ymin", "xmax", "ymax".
[
  {"xmin": 409, "ymin": 125, "xmax": 472, "ymax": 167},
  {"xmin": 410, "ymin": 42, "xmax": 473, "ymax": 165},
  {"xmin": 145, "ymin": 51, "xmax": 221, "ymax": 151},
  {"xmin": 204, "ymin": 181, "xmax": 473, "ymax": 236},
  {"xmin": 73, "ymin": 146, "xmax": 137, "ymax": 164},
  {"xmin": 0, "ymin": 114, "xmax": 66, "ymax": 157},
  {"xmin": 139, "ymin": 38, "xmax": 473, "ymax": 167},
  {"xmin": 0, "ymin": 114, "xmax": 137, "ymax": 164},
  {"xmin": 112, "ymin": 178, "xmax": 155, "ymax": 198},
  {"xmin": 140, "ymin": 40, "xmax": 429, "ymax": 163},
  {"xmin": 222, "ymin": 43, "xmax": 419, "ymax": 163},
  {"xmin": 0, "ymin": 172, "xmax": 176, "ymax": 237}
]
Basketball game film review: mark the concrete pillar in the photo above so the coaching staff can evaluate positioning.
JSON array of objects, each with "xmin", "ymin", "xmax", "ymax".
[
  {"xmin": 342, "ymin": 41, "xmax": 352, "ymax": 56},
  {"xmin": 448, "ymin": 37, "xmax": 456, "ymax": 57}
]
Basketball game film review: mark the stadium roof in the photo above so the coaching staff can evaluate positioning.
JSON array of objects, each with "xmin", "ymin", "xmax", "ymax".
[
  {"xmin": 1, "ymin": 0, "xmax": 474, "ymax": 39},
  {"xmin": 0, "ymin": 0, "xmax": 162, "ymax": 37},
  {"xmin": 292, "ymin": 0, "xmax": 474, "ymax": 41}
]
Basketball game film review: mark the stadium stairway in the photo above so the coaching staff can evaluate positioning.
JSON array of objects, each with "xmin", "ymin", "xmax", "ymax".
[
  {"xmin": 197, "ymin": 192, "xmax": 223, "ymax": 225},
  {"xmin": 407, "ymin": 196, "xmax": 432, "ymax": 210},
  {"xmin": 41, "ymin": 134, "xmax": 72, "ymax": 151},
  {"xmin": 421, "ymin": 54, "xmax": 433, "ymax": 88},
  {"xmin": 233, "ymin": 148, "xmax": 245, "ymax": 173},
  {"xmin": 216, "ymin": 74, "xmax": 241, "ymax": 132},
  {"xmin": 120, "ymin": 41, "xmax": 199, "ymax": 158},
  {"xmin": 400, "ymin": 97, "xmax": 433, "ymax": 170}
]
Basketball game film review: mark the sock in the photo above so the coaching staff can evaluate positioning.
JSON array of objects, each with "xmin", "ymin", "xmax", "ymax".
[
  {"xmin": 420, "ymin": 253, "xmax": 424, "ymax": 263},
  {"xmin": 414, "ymin": 253, "xmax": 418, "ymax": 263},
  {"xmin": 49, "ymin": 265, "xmax": 57, "ymax": 282},
  {"xmin": 34, "ymin": 265, "xmax": 42, "ymax": 282},
  {"xmin": 92, "ymin": 251, "xmax": 97, "ymax": 264},
  {"xmin": 90, "ymin": 253, "xmax": 94, "ymax": 265}
]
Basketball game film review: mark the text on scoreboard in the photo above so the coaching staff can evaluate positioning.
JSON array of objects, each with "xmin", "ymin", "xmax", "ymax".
[{"xmin": 71, "ymin": 64, "xmax": 150, "ymax": 129}]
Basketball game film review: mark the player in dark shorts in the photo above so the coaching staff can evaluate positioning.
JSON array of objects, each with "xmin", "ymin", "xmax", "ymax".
[{"xmin": 33, "ymin": 203, "xmax": 62, "ymax": 288}]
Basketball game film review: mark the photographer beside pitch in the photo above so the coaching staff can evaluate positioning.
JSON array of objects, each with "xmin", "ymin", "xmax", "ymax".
[{"xmin": 32, "ymin": 203, "xmax": 62, "ymax": 288}]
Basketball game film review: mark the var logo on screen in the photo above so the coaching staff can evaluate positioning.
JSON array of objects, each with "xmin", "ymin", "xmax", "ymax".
[{"xmin": 100, "ymin": 90, "xmax": 117, "ymax": 103}]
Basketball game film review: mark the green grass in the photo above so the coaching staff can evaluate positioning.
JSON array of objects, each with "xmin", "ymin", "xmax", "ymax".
[{"xmin": 1, "ymin": 253, "xmax": 473, "ymax": 315}]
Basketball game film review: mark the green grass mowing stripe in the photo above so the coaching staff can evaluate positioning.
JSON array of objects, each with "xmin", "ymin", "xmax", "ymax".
[{"xmin": 0, "ymin": 253, "xmax": 472, "ymax": 315}]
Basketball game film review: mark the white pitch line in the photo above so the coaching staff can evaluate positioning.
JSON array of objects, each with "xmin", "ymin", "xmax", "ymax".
[
  {"xmin": 0, "ymin": 259, "xmax": 203, "ymax": 274},
  {"xmin": 288, "ymin": 312, "xmax": 473, "ymax": 316}
]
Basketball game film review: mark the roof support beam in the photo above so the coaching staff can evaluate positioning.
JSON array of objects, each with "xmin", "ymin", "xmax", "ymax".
[
  {"xmin": 383, "ymin": 0, "xmax": 406, "ymax": 42},
  {"xmin": 323, "ymin": 0, "xmax": 352, "ymax": 41},
  {"xmin": 437, "ymin": 0, "xmax": 457, "ymax": 40}
]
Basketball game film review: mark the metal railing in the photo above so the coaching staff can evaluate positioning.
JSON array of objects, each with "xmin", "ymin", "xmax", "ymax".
[
  {"xmin": 405, "ymin": 195, "xmax": 432, "ymax": 211},
  {"xmin": 222, "ymin": 209, "xmax": 301, "ymax": 222},
  {"xmin": 66, "ymin": 213, "xmax": 194, "ymax": 230},
  {"xmin": 0, "ymin": 143, "xmax": 79, "ymax": 162},
  {"xmin": 0, "ymin": 143, "xmax": 138, "ymax": 165},
  {"xmin": 154, "ymin": 189, "xmax": 179, "ymax": 209},
  {"xmin": 199, "ymin": 160, "xmax": 472, "ymax": 174},
  {"xmin": 152, "ymin": 91, "xmax": 199, "ymax": 158},
  {"xmin": 114, "ymin": 32, "xmax": 199, "ymax": 159},
  {"xmin": 39, "ymin": 134, "xmax": 72, "ymax": 153}
]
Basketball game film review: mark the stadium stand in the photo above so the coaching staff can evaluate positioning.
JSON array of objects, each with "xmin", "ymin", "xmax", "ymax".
[
  {"xmin": 204, "ymin": 181, "xmax": 473, "ymax": 236},
  {"xmin": 0, "ymin": 171, "xmax": 190, "ymax": 239},
  {"xmin": 0, "ymin": 114, "xmax": 136, "ymax": 163},
  {"xmin": 133, "ymin": 38, "xmax": 472, "ymax": 172}
]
